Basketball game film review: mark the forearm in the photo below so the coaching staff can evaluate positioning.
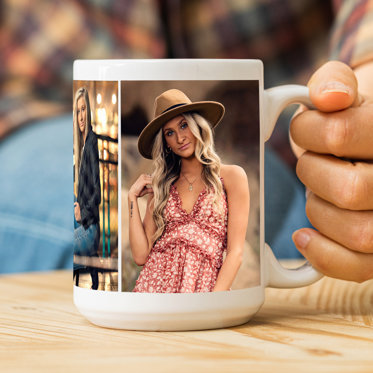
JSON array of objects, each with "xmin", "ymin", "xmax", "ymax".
[
  {"xmin": 213, "ymin": 249, "xmax": 242, "ymax": 292},
  {"xmin": 128, "ymin": 195, "xmax": 151, "ymax": 266}
]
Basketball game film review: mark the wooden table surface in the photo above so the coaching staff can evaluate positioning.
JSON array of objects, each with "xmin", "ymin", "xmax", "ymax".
[{"xmin": 0, "ymin": 267, "xmax": 372, "ymax": 373}]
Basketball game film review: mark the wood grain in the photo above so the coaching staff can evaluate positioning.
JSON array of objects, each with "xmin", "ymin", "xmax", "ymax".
[{"xmin": 0, "ymin": 268, "xmax": 372, "ymax": 373}]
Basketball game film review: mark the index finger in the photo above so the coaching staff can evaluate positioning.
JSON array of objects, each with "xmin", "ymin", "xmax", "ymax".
[{"xmin": 291, "ymin": 102, "xmax": 373, "ymax": 159}]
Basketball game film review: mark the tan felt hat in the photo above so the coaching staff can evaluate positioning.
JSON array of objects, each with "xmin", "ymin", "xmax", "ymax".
[{"xmin": 138, "ymin": 89, "xmax": 225, "ymax": 159}]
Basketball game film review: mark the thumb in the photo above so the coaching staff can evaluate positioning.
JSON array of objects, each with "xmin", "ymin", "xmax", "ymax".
[{"xmin": 308, "ymin": 60, "xmax": 359, "ymax": 112}]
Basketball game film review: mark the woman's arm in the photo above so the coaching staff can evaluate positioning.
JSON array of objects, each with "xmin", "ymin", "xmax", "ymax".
[
  {"xmin": 128, "ymin": 174, "xmax": 156, "ymax": 266},
  {"xmin": 213, "ymin": 165, "xmax": 250, "ymax": 291}
]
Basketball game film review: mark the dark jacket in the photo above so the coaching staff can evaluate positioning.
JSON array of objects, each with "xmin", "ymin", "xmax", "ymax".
[{"xmin": 77, "ymin": 129, "xmax": 101, "ymax": 230}]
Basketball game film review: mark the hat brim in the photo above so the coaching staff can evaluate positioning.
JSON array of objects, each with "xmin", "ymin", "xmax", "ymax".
[{"xmin": 138, "ymin": 101, "xmax": 225, "ymax": 159}]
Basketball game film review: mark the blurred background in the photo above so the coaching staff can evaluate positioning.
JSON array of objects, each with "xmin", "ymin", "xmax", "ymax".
[{"xmin": 0, "ymin": 0, "xmax": 370, "ymax": 274}]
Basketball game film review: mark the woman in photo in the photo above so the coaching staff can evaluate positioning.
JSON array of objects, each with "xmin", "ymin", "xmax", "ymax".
[
  {"xmin": 128, "ymin": 89, "xmax": 250, "ymax": 293},
  {"xmin": 73, "ymin": 87, "xmax": 101, "ymax": 289}
]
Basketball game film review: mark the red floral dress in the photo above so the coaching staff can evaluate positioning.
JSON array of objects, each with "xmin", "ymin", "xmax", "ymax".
[{"xmin": 133, "ymin": 182, "xmax": 228, "ymax": 293}]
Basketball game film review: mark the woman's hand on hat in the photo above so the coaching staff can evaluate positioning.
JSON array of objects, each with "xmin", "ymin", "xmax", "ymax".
[
  {"xmin": 128, "ymin": 174, "xmax": 153, "ymax": 200},
  {"xmin": 290, "ymin": 60, "xmax": 373, "ymax": 282}
]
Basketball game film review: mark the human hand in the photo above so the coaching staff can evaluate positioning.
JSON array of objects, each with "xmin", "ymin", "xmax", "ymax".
[
  {"xmin": 290, "ymin": 61, "xmax": 373, "ymax": 282},
  {"xmin": 74, "ymin": 202, "xmax": 81, "ymax": 222},
  {"xmin": 128, "ymin": 174, "xmax": 153, "ymax": 200}
]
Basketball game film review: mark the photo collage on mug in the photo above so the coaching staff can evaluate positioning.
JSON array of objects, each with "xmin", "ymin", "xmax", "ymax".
[{"xmin": 73, "ymin": 79, "xmax": 260, "ymax": 292}]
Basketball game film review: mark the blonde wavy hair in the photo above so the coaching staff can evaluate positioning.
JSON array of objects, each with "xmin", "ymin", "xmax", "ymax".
[
  {"xmin": 151, "ymin": 112, "xmax": 224, "ymax": 244},
  {"xmin": 73, "ymin": 87, "xmax": 92, "ymax": 190}
]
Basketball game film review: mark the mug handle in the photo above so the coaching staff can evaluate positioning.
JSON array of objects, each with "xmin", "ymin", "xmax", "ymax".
[{"xmin": 263, "ymin": 84, "xmax": 323, "ymax": 288}]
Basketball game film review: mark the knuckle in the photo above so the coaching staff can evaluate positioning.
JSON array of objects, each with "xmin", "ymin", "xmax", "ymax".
[
  {"xmin": 355, "ymin": 264, "xmax": 373, "ymax": 283},
  {"xmin": 313, "ymin": 251, "xmax": 333, "ymax": 275},
  {"xmin": 295, "ymin": 154, "xmax": 307, "ymax": 181},
  {"xmin": 353, "ymin": 217, "xmax": 373, "ymax": 253},
  {"xmin": 305, "ymin": 197, "xmax": 316, "ymax": 224},
  {"xmin": 364, "ymin": 263, "xmax": 373, "ymax": 282},
  {"xmin": 290, "ymin": 109, "xmax": 306, "ymax": 136},
  {"xmin": 325, "ymin": 116, "xmax": 348, "ymax": 157},
  {"xmin": 338, "ymin": 167, "xmax": 367, "ymax": 210}
]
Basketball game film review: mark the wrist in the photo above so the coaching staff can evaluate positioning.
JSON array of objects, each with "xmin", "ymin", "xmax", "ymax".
[{"xmin": 128, "ymin": 192, "xmax": 138, "ymax": 202}]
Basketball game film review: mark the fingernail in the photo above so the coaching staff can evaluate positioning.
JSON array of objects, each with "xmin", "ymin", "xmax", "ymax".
[
  {"xmin": 292, "ymin": 230, "xmax": 311, "ymax": 251},
  {"xmin": 305, "ymin": 188, "xmax": 311, "ymax": 200},
  {"xmin": 320, "ymin": 81, "xmax": 351, "ymax": 95}
]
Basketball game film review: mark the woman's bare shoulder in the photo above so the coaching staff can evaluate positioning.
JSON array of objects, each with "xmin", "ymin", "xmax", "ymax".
[
  {"xmin": 220, "ymin": 164, "xmax": 249, "ymax": 200},
  {"xmin": 220, "ymin": 164, "xmax": 247, "ymax": 185}
]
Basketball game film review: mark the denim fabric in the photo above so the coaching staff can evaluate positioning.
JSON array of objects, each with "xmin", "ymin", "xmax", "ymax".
[
  {"xmin": 0, "ymin": 114, "xmax": 73, "ymax": 273},
  {"xmin": 74, "ymin": 222, "xmax": 99, "ymax": 257},
  {"xmin": 265, "ymin": 146, "xmax": 311, "ymax": 258}
]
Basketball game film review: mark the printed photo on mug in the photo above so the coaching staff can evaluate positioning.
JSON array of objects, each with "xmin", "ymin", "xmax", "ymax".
[
  {"xmin": 73, "ymin": 81, "xmax": 119, "ymax": 291},
  {"xmin": 121, "ymin": 80, "xmax": 260, "ymax": 292}
]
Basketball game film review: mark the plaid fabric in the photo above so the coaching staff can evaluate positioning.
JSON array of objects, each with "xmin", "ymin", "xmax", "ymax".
[
  {"xmin": 161, "ymin": 0, "xmax": 333, "ymax": 86},
  {"xmin": 330, "ymin": 0, "xmax": 373, "ymax": 67},
  {"xmin": 159, "ymin": 0, "xmax": 335, "ymax": 165},
  {"xmin": 0, "ymin": 0, "xmax": 165, "ymax": 139},
  {"xmin": 0, "ymin": 0, "xmax": 372, "ymax": 142}
]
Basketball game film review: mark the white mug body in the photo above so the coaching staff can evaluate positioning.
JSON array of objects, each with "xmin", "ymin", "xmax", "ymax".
[{"xmin": 73, "ymin": 59, "xmax": 321, "ymax": 331}]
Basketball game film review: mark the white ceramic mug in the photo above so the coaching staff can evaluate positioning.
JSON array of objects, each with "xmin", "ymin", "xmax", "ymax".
[{"xmin": 73, "ymin": 59, "xmax": 322, "ymax": 331}]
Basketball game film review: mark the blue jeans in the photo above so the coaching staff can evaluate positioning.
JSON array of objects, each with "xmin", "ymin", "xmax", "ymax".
[
  {"xmin": 0, "ymin": 114, "xmax": 309, "ymax": 273},
  {"xmin": 0, "ymin": 115, "xmax": 73, "ymax": 273},
  {"xmin": 74, "ymin": 222, "xmax": 99, "ymax": 257},
  {"xmin": 264, "ymin": 146, "xmax": 310, "ymax": 258}
]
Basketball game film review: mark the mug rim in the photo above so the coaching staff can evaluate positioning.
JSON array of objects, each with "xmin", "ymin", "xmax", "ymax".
[{"xmin": 73, "ymin": 58, "xmax": 264, "ymax": 82}]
